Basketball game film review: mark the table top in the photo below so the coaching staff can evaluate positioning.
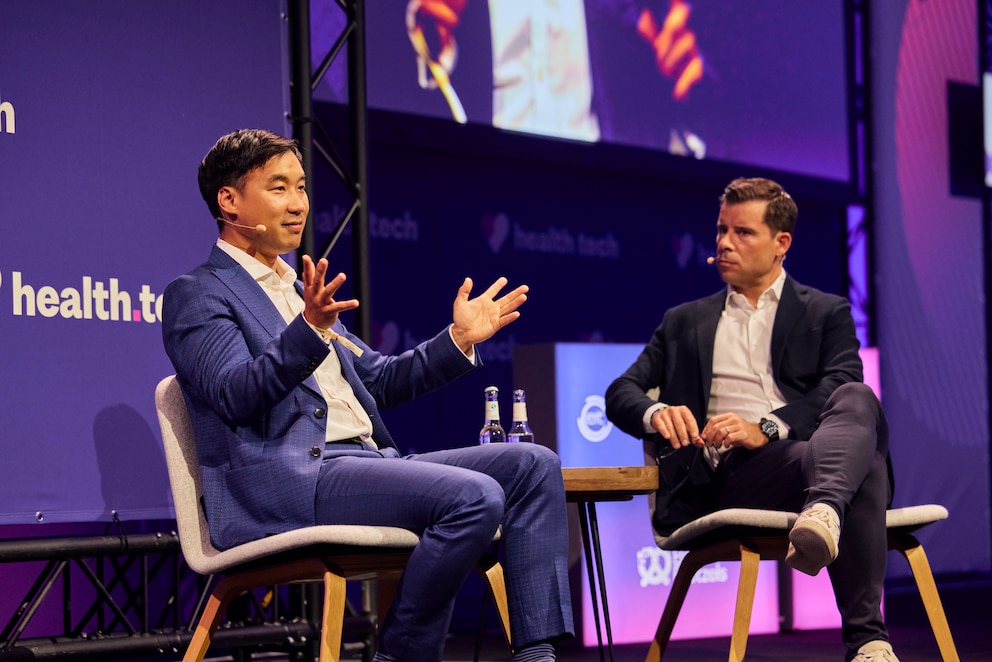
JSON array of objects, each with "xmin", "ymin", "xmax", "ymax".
[{"xmin": 561, "ymin": 465, "xmax": 658, "ymax": 502}]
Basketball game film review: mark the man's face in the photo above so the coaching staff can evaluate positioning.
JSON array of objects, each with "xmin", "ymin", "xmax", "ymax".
[
  {"xmin": 713, "ymin": 200, "xmax": 789, "ymax": 294},
  {"xmin": 221, "ymin": 151, "xmax": 309, "ymax": 264}
]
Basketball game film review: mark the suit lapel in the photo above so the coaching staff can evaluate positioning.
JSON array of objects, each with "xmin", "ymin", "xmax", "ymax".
[
  {"xmin": 207, "ymin": 246, "xmax": 288, "ymax": 338},
  {"xmin": 771, "ymin": 277, "xmax": 809, "ymax": 373},
  {"xmin": 206, "ymin": 247, "xmax": 324, "ymax": 398},
  {"xmin": 697, "ymin": 290, "xmax": 725, "ymax": 407}
]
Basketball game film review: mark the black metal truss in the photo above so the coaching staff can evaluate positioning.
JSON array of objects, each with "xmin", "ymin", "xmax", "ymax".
[
  {"xmin": 0, "ymin": 531, "xmax": 378, "ymax": 660},
  {"xmin": 289, "ymin": 0, "xmax": 372, "ymax": 343}
]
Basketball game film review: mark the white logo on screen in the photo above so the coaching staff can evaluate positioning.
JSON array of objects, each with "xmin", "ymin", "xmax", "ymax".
[
  {"xmin": 4, "ymin": 271, "xmax": 163, "ymax": 323},
  {"xmin": 0, "ymin": 90, "xmax": 14, "ymax": 135},
  {"xmin": 636, "ymin": 546, "xmax": 729, "ymax": 587},
  {"xmin": 576, "ymin": 395, "xmax": 612, "ymax": 442}
]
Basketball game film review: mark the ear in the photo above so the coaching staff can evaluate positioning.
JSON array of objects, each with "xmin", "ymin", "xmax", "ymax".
[
  {"xmin": 217, "ymin": 186, "xmax": 238, "ymax": 217},
  {"xmin": 775, "ymin": 231, "xmax": 792, "ymax": 259}
]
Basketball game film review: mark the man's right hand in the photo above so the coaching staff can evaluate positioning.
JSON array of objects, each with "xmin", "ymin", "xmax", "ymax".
[
  {"xmin": 651, "ymin": 405, "xmax": 704, "ymax": 451},
  {"xmin": 301, "ymin": 254, "xmax": 359, "ymax": 331}
]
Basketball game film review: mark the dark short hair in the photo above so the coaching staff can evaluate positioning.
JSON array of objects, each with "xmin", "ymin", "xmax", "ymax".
[
  {"xmin": 198, "ymin": 129, "xmax": 303, "ymax": 226},
  {"xmin": 720, "ymin": 177, "xmax": 798, "ymax": 235}
]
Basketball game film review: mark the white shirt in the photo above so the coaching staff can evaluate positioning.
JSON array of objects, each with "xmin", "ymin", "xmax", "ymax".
[
  {"xmin": 643, "ymin": 270, "xmax": 792, "ymax": 459},
  {"xmin": 705, "ymin": 270, "xmax": 791, "ymax": 463},
  {"xmin": 488, "ymin": 0, "xmax": 600, "ymax": 141},
  {"xmin": 216, "ymin": 240, "xmax": 375, "ymax": 446}
]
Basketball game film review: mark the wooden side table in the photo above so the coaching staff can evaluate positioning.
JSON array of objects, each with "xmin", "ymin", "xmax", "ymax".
[{"xmin": 561, "ymin": 466, "xmax": 658, "ymax": 662}]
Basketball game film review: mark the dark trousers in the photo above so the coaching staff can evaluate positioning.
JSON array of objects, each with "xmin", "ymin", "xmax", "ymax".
[
  {"xmin": 314, "ymin": 441, "xmax": 573, "ymax": 661},
  {"xmin": 718, "ymin": 382, "xmax": 893, "ymax": 658}
]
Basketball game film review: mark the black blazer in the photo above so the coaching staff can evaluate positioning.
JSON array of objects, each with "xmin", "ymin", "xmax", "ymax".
[{"xmin": 605, "ymin": 276, "xmax": 863, "ymax": 531}]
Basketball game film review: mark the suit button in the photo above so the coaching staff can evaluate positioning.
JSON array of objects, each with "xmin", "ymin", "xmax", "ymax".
[
  {"xmin": 310, "ymin": 446, "xmax": 321, "ymax": 458},
  {"xmin": 314, "ymin": 408, "xmax": 326, "ymax": 419}
]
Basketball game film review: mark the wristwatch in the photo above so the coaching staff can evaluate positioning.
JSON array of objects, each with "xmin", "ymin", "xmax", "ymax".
[{"xmin": 759, "ymin": 418, "xmax": 780, "ymax": 442}]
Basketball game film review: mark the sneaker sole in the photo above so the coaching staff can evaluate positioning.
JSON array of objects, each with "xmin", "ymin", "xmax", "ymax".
[{"xmin": 786, "ymin": 527, "xmax": 837, "ymax": 576}]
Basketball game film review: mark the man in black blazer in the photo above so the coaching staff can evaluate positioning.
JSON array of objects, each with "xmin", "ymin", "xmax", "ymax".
[{"xmin": 606, "ymin": 178, "xmax": 897, "ymax": 662}]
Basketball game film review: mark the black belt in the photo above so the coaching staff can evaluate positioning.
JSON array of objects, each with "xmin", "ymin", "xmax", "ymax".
[{"xmin": 327, "ymin": 436, "xmax": 364, "ymax": 445}]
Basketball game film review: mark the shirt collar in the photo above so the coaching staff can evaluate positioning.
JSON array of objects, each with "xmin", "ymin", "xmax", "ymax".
[
  {"xmin": 725, "ymin": 269, "xmax": 787, "ymax": 310},
  {"xmin": 216, "ymin": 239, "xmax": 297, "ymax": 290}
]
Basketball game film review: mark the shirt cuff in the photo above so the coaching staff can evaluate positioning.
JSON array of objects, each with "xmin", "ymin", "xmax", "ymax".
[
  {"xmin": 448, "ymin": 325, "xmax": 476, "ymax": 364},
  {"xmin": 642, "ymin": 402, "xmax": 669, "ymax": 434},
  {"xmin": 303, "ymin": 313, "xmax": 334, "ymax": 343},
  {"xmin": 303, "ymin": 314, "xmax": 363, "ymax": 357}
]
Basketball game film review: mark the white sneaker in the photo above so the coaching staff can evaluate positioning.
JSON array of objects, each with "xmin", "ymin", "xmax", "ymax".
[
  {"xmin": 852, "ymin": 640, "xmax": 900, "ymax": 661},
  {"xmin": 785, "ymin": 503, "xmax": 840, "ymax": 576}
]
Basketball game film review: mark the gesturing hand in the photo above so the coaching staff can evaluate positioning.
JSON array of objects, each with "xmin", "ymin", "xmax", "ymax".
[
  {"xmin": 450, "ymin": 276, "xmax": 528, "ymax": 354},
  {"xmin": 301, "ymin": 255, "xmax": 359, "ymax": 330}
]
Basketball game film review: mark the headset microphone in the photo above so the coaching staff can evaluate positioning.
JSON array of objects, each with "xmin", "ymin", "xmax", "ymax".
[
  {"xmin": 219, "ymin": 218, "xmax": 267, "ymax": 233},
  {"xmin": 706, "ymin": 256, "xmax": 715, "ymax": 264}
]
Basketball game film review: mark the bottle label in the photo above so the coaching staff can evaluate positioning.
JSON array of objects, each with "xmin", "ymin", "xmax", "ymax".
[
  {"xmin": 486, "ymin": 401, "xmax": 500, "ymax": 419},
  {"xmin": 512, "ymin": 402, "xmax": 528, "ymax": 421}
]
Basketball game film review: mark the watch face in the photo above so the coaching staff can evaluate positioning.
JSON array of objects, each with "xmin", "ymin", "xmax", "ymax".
[{"xmin": 761, "ymin": 418, "xmax": 779, "ymax": 440}]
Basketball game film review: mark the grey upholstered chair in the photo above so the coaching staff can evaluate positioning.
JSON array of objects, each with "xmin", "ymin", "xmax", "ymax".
[
  {"xmin": 641, "ymin": 440, "xmax": 959, "ymax": 662},
  {"xmin": 155, "ymin": 375, "xmax": 510, "ymax": 662}
]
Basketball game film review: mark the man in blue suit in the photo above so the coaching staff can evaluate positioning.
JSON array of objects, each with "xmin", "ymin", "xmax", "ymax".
[
  {"xmin": 605, "ymin": 178, "xmax": 898, "ymax": 662},
  {"xmin": 162, "ymin": 129, "xmax": 572, "ymax": 662}
]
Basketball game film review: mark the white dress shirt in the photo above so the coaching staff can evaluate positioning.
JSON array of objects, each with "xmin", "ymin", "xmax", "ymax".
[
  {"xmin": 644, "ymin": 270, "xmax": 792, "ymax": 466},
  {"xmin": 216, "ymin": 240, "xmax": 375, "ymax": 446},
  {"xmin": 705, "ymin": 270, "xmax": 791, "ymax": 465}
]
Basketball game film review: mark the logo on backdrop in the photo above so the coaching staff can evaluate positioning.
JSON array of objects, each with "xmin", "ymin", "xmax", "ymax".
[
  {"xmin": 315, "ymin": 205, "xmax": 420, "ymax": 242},
  {"xmin": 636, "ymin": 546, "xmax": 729, "ymax": 587},
  {"xmin": 482, "ymin": 212, "xmax": 510, "ymax": 253},
  {"xmin": 371, "ymin": 320, "xmax": 428, "ymax": 354},
  {"xmin": 482, "ymin": 211, "xmax": 620, "ymax": 259},
  {"xmin": 671, "ymin": 232, "xmax": 711, "ymax": 270},
  {"xmin": 477, "ymin": 333, "xmax": 517, "ymax": 363},
  {"xmin": 576, "ymin": 395, "xmax": 612, "ymax": 442},
  {"xmin": 0, "ymin": 89, "xmax": 14, "ymax": 134},
  {"xmin": 2, "ymin": 270, "xmax": 163, "ymax": 323}
]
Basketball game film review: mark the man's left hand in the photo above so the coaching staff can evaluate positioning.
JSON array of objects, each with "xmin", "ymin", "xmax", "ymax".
[
  {"xmin": 701, "ymin": 413, "xmax": 769, "ymax": 451},
  {"xmin": 450, "ymin": 277, "xmax": 528, "ymax": 354}
]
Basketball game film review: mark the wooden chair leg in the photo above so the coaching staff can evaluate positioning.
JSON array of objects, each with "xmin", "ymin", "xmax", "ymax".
[
  {"xmin": 183, "ymin": 559, "xmax": 336, "ymax": 662},
  {"xmin": 318, "ymin": 570, "xmax": 348, "ymax": 662},
  {"xmin": 644, "ymin": 537, "xmax": 786, "ymax": 662},
  {"xmin": 890, "ymin": 533, "xmax": 960, "ymax": 662},
  {"xmin": 183, "ymin": 583, "xmax": 228, "ymax": 662},
  {"xmin": 482, "ymin": 561, "xmax": 512, "ymax": 647},
  {"xmin": 645, "ymin": 545, "xmax": 723, "ymax": 662},
  {"xmin": 728, "ymin": 545, "xmax": 760, "ymax": 662}
]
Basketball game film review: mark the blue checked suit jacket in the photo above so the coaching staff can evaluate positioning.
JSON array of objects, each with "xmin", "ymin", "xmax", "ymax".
[{"xmin": 162, "ymin": 246, "xmax": 475, "ymax": 549}]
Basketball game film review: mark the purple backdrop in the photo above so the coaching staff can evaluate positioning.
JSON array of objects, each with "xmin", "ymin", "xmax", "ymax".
[{"xmin": 0, "ymin": 0, "xmax": 289, "ymax": 524}]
